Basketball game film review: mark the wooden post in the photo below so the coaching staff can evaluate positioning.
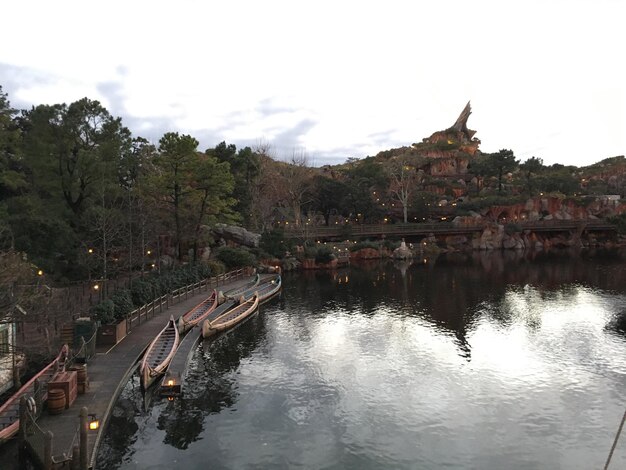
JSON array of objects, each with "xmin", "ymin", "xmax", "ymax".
[
  {"xmin": 71, "ymin": 445, "xmax": 80, "ymax": 470},
  {"xmin": 34, "ymin": 379, "xmax": 42, "ymax": 417},
  {"xmin": 79, "ymin": 407, "xmax": 88, "ymax": 470},
  {"xmin": 44, "ymin": 430, "xmax": 53, "ymax": 470},
  {"xmin": 18, "ymin": 396, "xmax": 27, "ymax": 444}
]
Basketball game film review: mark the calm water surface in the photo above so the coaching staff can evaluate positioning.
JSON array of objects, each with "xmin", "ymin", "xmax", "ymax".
[{"xmin": 98, "ymin": 250, "xmax": 626, "ymax": 469}]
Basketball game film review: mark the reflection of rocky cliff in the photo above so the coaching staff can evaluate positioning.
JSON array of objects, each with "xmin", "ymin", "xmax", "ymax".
[{"xmin": 156, "ymin": 312, "xmax": 268, "ymax": 449}]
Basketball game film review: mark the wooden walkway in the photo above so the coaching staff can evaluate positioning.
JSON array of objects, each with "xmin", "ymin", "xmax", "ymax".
[{"xmin": 32, "ymin": 275, "xmax": 254, "ymax": 469}]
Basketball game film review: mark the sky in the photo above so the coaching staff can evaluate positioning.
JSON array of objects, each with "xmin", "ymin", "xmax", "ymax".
[{"xmin": 1, "ymin": 0, "xmax": 624, "ymax": 167}]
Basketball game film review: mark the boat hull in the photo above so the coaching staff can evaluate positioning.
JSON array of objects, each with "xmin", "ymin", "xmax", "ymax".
[{"xmin": 202, "ymin": 295, "xmax": 259, "ymax": 338}]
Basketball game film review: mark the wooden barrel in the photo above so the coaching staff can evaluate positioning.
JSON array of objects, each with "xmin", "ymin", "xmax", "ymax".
[
  {"xmin": 47, "ymin": 389, "xmax": 66, "ymax": 415},
  {"xmin": 76, "ymin": 365, "xmax": 88, "ymax": 392}
]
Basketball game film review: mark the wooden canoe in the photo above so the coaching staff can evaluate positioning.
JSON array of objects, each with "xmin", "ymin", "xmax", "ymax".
[
  {"xmin": 0, "ymin": 344, "xmax": 69, "ymax": 444},
  {"xmin": 141, "ymin": 316, "xmax": 179, "ymax": 389},
  {"xmin": 224, "ymin": 274, "xmax": 260, "ymax": 298},
  {"xmin": 202, "ymin": 294, "xmax": 259, "ymax": 338},
  {"xmin": 177, "ymin": 289, "xmax": 219, "ymax": 334},
  {"xmin": 241, "ymin": 275, "xmax": 282, "ymax": 304}
]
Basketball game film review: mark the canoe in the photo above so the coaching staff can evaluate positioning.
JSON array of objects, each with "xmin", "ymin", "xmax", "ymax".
[
  {"xmin": 140, "ymin": 316, "xmax": 179, "ymax": 389},
  {"xmin": 202, "ymin": 294, "xmax": 259, "ymax": 338},
  {"xmin": 0, "ymin": 344, "xmax": 69, "ymax": 444},
  {"xmin": 177, "ymin": 290, "xmax": 219, "ymax": 334},
  {"xmin": 241, "ymin": 275, "xmax": 282, "ymax": 304},
  {"xmin": 224, "ymin": 274, "xmax": 260, "ymax": 298}
]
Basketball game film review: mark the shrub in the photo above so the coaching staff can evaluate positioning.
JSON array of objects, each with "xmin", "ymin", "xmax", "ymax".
[
  {"xmin": 349, "ymin": 240, "xmax": 379, "ymax": 252},
  {"xmin": 607, "ymin": 214, "xmax": 626, "ymax": 235},
  {"xmin": 109, "ymin": 289, "xmax": 134, "ymax": 321},
  {"xmin": 314, "ymin": 246, "xmax": 334, "ymax": 264},
  {"xmin": 130, "ymin": 279, "xmax": 154, "ymax": 306},
  {"xmin": 260, "ymin": 229, "xmax": 292, "ymax": 258},
  {"xmin": 215, "ymin": 247, "xmax": 257, "ymax": 269},
  {"xmin": 90, "ymin": 299, "xmax": 115, "ymax": 325}
]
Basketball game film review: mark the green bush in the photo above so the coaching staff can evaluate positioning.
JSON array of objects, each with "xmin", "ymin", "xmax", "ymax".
[
  {"xmin": 109, "ymin": 289, "xmax": 134, "ymax": 321},
  {"xmin": 130, "ymin": 279, "xmax": 154, "ymax": 306},
  {"xmin": 382, "ymin": 239, "xmax": 400, "ymax": 251},
  {"xmin": 349, "ymin": 240, "xmax": 379, "ymax": 252},
  {"xmin": 260, "ymin": 229, "xmax": 292, "ymax": 258},
  {"xmin": 90, "ymin": 262, "xmax": 217, "ymax": 324},
  {"xmin": 607, "ymin": 214, "xmax": 626, "ymax": 235},
  {"xmin": 214, "ymin": 247, "xmax": 257, "ymax": 269},
  {"xmin": 90, "ymin": 299, "xmax": 115, "ymax": 325},
  {"xmin": 314, "ymin": 246, "xmax": 334, "ymax": 264}
]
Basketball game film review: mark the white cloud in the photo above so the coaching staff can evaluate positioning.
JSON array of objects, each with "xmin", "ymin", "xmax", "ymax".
[{"xmin": 1, "ymin": 0, "xmax": 624, "ymax": 165}]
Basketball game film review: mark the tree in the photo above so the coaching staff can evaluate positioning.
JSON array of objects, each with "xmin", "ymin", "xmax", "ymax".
[
  {"xmin": 519, "ymin": 156, "xmax": 544, "ymax": 197},
  {"xmin": 207, "ymin": 142, "xmax": 260, "ymax": 227},
  {"xmin": 343, "ymin": 158, "xmax": 387, "ymax": 223},
  {"xmin": 309, "ymin": 175, "xmax": 349, "ymax": 226},
  {"xmin": 0, "ymin": 86, "xmax": 26, "ymax": 199},
  {"xmin": 483, "ymin": 149, "xmax": 519, "ymax": 194},
  {"xmin": 387, "ymin": 157, "xmax": 424, "ymax": 223},
  {"xmin": 188, "ymin": 154, "xmax": 235, "ymax": 261},
  {"xmin": 21, "ymin": 98, "xmax": 131, "ymax": 216},
  {"xmin": 276, "ymin": 151, "xmax": 313, "ymax": 226},
  {"xmin": 152, "ymin": 132, "xmax": 200, "ymax": 261}
]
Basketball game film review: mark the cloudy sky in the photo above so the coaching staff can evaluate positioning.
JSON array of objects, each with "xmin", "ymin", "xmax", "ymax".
[{"xmin": 1, "ymin": 0, "xmax": 624, "ymax": 166}]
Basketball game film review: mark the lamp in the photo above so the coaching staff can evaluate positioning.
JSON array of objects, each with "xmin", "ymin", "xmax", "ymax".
[{"xmin": 88, "ymin": 414, "xmax": 99, "ymax": 430}]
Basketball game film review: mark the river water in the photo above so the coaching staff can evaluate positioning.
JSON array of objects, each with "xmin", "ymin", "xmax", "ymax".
[{"xmin": 98, "ymin": 249, "xmax": 626, "ymax": 469}]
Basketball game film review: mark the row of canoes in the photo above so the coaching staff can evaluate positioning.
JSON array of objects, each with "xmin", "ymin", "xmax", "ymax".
[{"xmin": 140, "ymin": 274, "xmax": 281, "ymax": 388}]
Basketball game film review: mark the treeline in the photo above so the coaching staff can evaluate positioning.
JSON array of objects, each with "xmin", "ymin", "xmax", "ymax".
[
  {"xmin": 0, "ymin": 86, "xmax": 268, "ymax": 281},
  {"xmin": 2, "ymin": 85, "xmax": 625, "ymax": 282}
]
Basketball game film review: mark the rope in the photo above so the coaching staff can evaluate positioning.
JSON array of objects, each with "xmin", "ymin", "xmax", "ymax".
[{"xmin": 604, "ymin": 409, "xmax": 626, "ymax": 470}]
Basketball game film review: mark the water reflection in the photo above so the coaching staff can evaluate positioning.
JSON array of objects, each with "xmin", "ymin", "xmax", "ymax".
[{"xmin": 100, "ymin": 249, "xmax": 626, "ymax": 469}]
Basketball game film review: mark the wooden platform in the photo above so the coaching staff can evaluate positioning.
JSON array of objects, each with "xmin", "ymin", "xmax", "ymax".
[{"xmin": 31, "ymin": 275, "xmax": 255, "ymax": 469}]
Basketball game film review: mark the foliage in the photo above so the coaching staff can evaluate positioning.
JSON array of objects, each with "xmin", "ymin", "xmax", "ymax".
[
  {"xmin": 349, "ymin": 240, "xmax": 380, "ymax": 252},
  {"xmin": 313, "ymin": 245, "xmax": 334, "ymax": 264},
  {"xmin": 382, "ymin": 239, "xmax": 400, "ymax": 250},
  {"xmin": 214, "ymin": 247, "xmax": 257, "ymax": 269},
  {"xmin": 607, "ymin": 213, "xmax": 626, "ymax": 234},
  {"xmin": 260, "ymin": 229, "xmax": 291, "ymax": 258},
  {"xmin": 90, "ymin": 299, "xmax": 115, "ymax": 325},
  {"xmin": 90, "ymin": 263, "xmax": 215, "ymax": 323}
]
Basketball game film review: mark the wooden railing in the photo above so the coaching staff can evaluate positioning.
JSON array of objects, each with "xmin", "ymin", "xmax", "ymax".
[
  {"xmin": 283, "ymin": 219, "xmax": 617, "ymax": 239},
  {"xmin": 125, "ymin": 268, "xmax": 250, "ymax": 334}
]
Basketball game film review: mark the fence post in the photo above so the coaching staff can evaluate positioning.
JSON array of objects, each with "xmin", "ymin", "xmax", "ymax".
[
  {"xmin": 79, "ymin": 407, "xmax": 88, "ymax": 470},
  {"xmin": 44, "ymin": 430, "xmax": 53, "ymax": 470},
  {"xmin": 71, "ymin": 445, "xmax": 80, "ymax": 470},
  {"xmin": 34, "ymin": 379, "xmax": 42, "ymax": 418},
  {"xmin": 18, "ymin": 396, "xmax": 26, "ymax": 444}
]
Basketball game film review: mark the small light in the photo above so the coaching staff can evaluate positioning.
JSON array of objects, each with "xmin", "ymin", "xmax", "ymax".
[
  {"xmin": 167, "ymin": 396, "xmax": 174, "ymax": 401},
  {"xmin": 93, "ymin": 284, "xmax": 99, "ymax": 291},
  {"xmin": 167, "ymin": 379, "xmax": 175, "ymax": 387},
  {"xmin": 151, "ymin": 263, "xmax": 156, "ymax": 268},
  {"xmin": 88, "ymin": 248, "xmax": 93, "ymax": 254},
  {"xmin": 37, "ymin": 270, "xmax": 43, "ymax": 276},
  {"xmin": 147, "ymin": 250, "xmax": 152, "ymax": 255},
  {"xmin": 88, "ymin": 414, "xmax": 99, "ymax": 430}
]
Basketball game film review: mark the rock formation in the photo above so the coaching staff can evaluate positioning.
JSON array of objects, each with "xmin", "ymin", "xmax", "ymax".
[{"xmin": 211, "ymin": 224, "xmax": 261, "ymax": 248}]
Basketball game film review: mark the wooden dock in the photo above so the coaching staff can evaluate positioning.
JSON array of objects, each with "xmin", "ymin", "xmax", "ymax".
[{"xmin": 25, "ymin": 273, "xmax": 254, "ymax": 469}]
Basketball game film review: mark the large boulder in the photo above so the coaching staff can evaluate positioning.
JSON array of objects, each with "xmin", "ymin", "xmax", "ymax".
[{"xmin": 212, "ymin": 224, "xmax": 261, "ymax": 248}]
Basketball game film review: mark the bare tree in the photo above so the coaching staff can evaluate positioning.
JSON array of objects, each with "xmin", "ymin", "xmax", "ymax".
[
  {"xmin": 387, "ymin": 156, "xmax": 424, "ymax": 223},
  {"xmin": 278, "ymin": 149, "xmax": 313, "ymax": 227}
]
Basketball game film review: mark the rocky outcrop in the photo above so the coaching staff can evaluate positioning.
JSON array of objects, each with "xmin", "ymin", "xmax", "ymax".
[
  {"xmin": 392, "ymin": 239, "xmax": 413, "ymax": 259},
  {"xmin": 211, "ymin": 224, "xmax": 261, "ymax": 248}
]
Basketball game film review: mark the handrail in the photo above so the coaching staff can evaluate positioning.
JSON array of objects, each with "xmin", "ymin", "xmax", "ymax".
[{"xmin": 283, "ymin": 219, "xmax": 617, "ymax": 238}]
